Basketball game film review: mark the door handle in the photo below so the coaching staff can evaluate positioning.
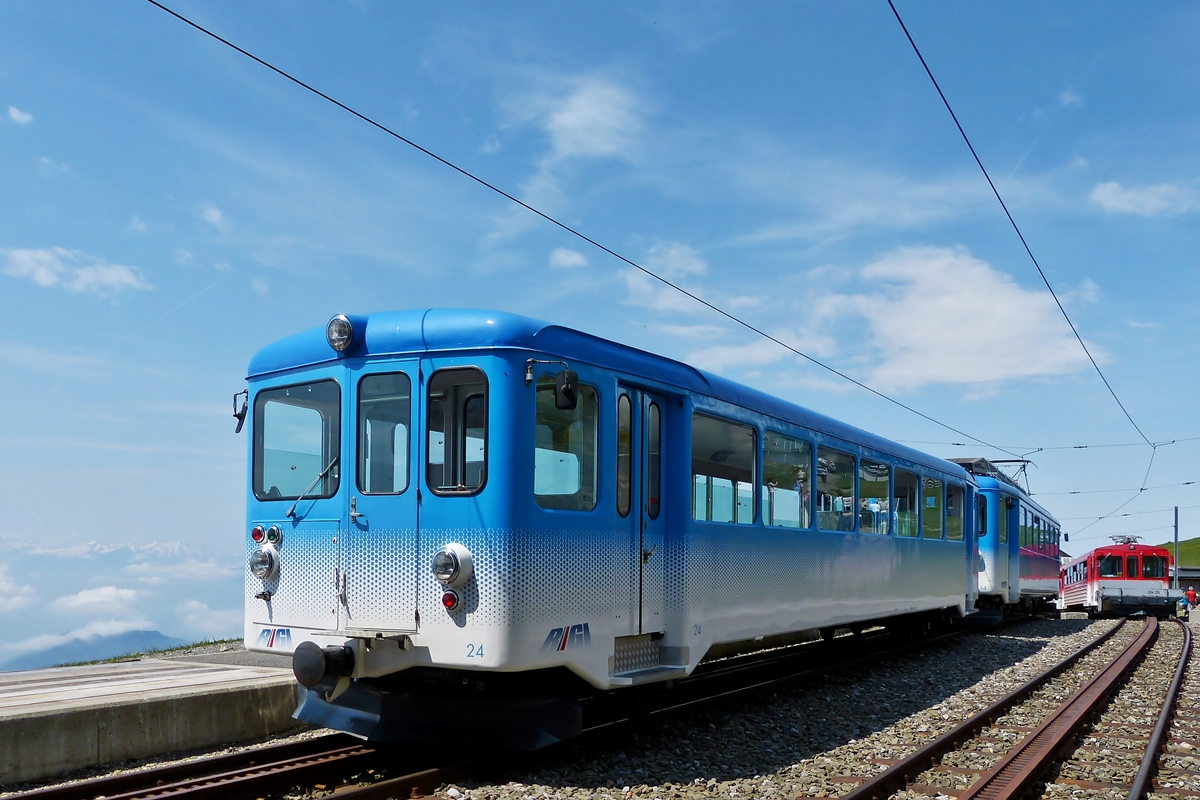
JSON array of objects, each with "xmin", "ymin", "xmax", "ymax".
[
  {"xmin": 641, "ymin": 544, "xmax": 657, "ymax": 564},
  {"xmin": 350, "ymin": 496, "xmax": 364, "ymax": 522}
]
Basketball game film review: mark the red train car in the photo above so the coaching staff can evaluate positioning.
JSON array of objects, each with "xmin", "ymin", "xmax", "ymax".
[{"xmin": 1058, "ymin": 537, "xmax": 1182, "ymax": 618}]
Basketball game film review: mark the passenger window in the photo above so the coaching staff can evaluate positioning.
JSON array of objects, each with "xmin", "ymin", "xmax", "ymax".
[
  {"xmin": 922, "ymin": 478, "xmax": 944, "ymax": 539},
  {"xmin": 762, "ymin": 433, "xmax": 812, "ymax": 529},
  {"xmin": 946, "ymin": 485, "xmax": 965, "ymax": 541},
  {"xmin": 358, "ymin": 373, "xmax": 410, "ymax": 494},
  {"xmin": 254, "ymin": 380, "xmax": 340, "ymax": 500},
  {"xmin": 1143, "ymin": 556, "xmax": 1167, "ymax": 578},
  {"xmin": 816, "ymin": 447, "xmax": 855, "ymax": 531},
  {"xmin": 617, "ymin": 395, "xmax": 632, "ymax": 517},
  {"xmin": 692, "ymin": 414, "xmax": 756, "ymax": 524},
  {"xmin": 1126, "ymin": 555, "xmax": 1138, "ymax": 578},
  {"xmin": 1099, "ymin": 555, "xmax": 1123, "ymax": 578},
  {"xmin": 859, "ymin": 459, "xmax": 890, "ymax": 534},
  {"xmin": 978, "ymin": 496, "xmax": 988, "ymax": 538},
  {"xmin": 648, "ymin": 402, "xmax": 662, "ymax": 520},
  {"xmin": 426, "ymin": 368, "xmax": 488, "ymax": 494},
  {"xmin": 534, "ymin": 376, "xmax": 598, "ymax": 511},
  {"xmin": 893, "ymin": 469, "xmax": 920, "ymax": 538},
  {"xmin": 997, "ymin": 498, "xmax": 1007, "ymax": 544}
]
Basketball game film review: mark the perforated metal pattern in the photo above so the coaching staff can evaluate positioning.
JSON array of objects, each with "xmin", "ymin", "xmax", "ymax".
[
  {"xmin": 416, "ymin": 528, "xmax": 630, "ymax": 630},
  {"xmin": 247, "ymin": 522, "xmax": 338, "ymax": 631},
  {"xmin": 340, "ymin": 526, "xmax": 418, "ymax": 632},
  {"xmin": 614, "ymin": 634, "xmax": 659, "ymax": 674}
]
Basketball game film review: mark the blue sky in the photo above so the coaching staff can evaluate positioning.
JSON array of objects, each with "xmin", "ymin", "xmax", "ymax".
[{"xmin": 2, "ymin": 1, "xmax": 1199, "ymax": 656}]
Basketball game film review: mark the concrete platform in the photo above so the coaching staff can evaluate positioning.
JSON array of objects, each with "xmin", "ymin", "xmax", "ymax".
[{"xmin": 0, "ymin": 657, "xmax": 300, "ymax": 785}]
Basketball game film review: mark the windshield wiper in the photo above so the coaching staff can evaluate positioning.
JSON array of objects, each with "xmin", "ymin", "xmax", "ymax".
[{"xmin": 285, "ymin": 456, "xmax": 339, "ymax": 519}]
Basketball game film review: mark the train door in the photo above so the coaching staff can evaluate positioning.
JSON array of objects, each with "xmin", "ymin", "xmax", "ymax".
[
  {"xmin": 338, "ymin": 360, "xmax": 420, "ymax": 634},
  {"xmin": 619, "ymin": 386, "xmax": 667, "ymax": 634},
  {"xmin": 999, "ymin": 495, "xmax": 1018, "ymax": 604}
]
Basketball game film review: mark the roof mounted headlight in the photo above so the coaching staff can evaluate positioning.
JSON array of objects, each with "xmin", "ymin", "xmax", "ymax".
[
  {"xmin": 326, "ymin": 314, "xmax": 354, "ymax": 352},
  {"xmin": 431, "ymin": 543, "xmax": 474, "ymax": 589},
  {"xmin": 250, "ymin": 545, "xmax": 279, "ymax": 581}
]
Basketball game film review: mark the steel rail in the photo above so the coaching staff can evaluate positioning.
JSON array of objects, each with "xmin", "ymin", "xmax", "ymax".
[
  {"xmin": 958, "ymin": 616, "xmax": 1158, "ymax": 800},
  {"xmin": 1127, "ymin": 617, "xmax": 1193, "ymax": 800},
  {"xmin": 837, "ymin": 618, "xmax": 1127, "ymax": 800}
]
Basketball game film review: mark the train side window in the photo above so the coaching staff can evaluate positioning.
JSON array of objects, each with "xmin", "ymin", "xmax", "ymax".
[
  {"xmin": 816, "ymin": 447, "xmax": 856, "ymax": 531},
  {"xmin": 647, "ymin": 402, "xmax": 662, "ymax": 520},
  {"xmin": 1125, "ymin": 555, "xmax": 1138, "ymax": 578},
  {"xmin": 859, "ymin": 459, "xmax": 890, "ymax": 534},
  {"xmin": 893, "ymin": 469, "xmax": 920, "ymax": 537},
  {"xmin": 922, "ymin": 478, "xmax": 944, "ymax": 539},
  {"xmin": 692, "ymin": 413, "xmax": 756, "ymax": 524},
  {"xmin": 358, "ymin": 373, "xmax": 411, "ymax": 494},
  {"xmin": 946, "ymin": 485, "xmax": 965, "ymax": 541},
  {"xmin": 254, "ymin": 379, "xmax": 341, "ymax": 501},
  {"xmin": 977, "ymin": 496, "xmax": 987, "ymax": 538},
  {"xmin": 617, "ymin": 394, "xmax": 632, "ymax": 518},
  {"xmin": 997, "ymin": 497, "xmax": 1008, "ymax": 544},
  {"xmin": 1020, "ymin": 508, "xmax": 1029, "ymax": 548},
  {"xmin": 762, "ymin": 433, "xmax": 812, "ymax": 529},
  {"xmin": 1098, "ymin": 555, "xmax": 1122, "ymax": 577},
  {"xmin": 426, "ymin": 368, "xmax": 488, "ymax": 495},
  {"xmin": 1143, "ymin": 555, "xmax": 1167, "ymax": 578},
  {"xmin": 534, "ymin": 376, "xmax": 598, "ymax": 511}
]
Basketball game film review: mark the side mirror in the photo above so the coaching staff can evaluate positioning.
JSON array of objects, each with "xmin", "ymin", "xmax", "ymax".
[
  {"xmin": 233, "ymin": 390, "xmax": 249, "ymax": 434},
  {"xmin": 555, "ymin": 369, "xmax": 578, "ymax": 410},
  {"xmin": 1063, "ymin": 533, "xmax": 1069, "ymax": 542}
]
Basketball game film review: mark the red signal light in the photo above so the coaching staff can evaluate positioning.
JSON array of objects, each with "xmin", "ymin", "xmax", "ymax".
[
  {"xmin": 441, "ymin": 590, "xmax": 460, "ymax": 610},
  {"xmin": 251, "ymin": 526, "xmax": 265, "ymax": 543}
]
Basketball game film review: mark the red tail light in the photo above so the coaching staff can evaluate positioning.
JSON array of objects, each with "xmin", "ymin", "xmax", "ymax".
[
  {"xmin": 441, "ymin": 590, "xmax": 460, "ymax": 610},
  {"xmin": 251, "ymin": 526, "xmax": 265, "ymax": 543}
]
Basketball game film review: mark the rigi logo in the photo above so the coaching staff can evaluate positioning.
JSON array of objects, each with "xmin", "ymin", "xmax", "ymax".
[
  {"xmin": 255, "ymin": 628, "xmax": 292, "ymax": 648},
  {"xmin": 541, "ymin": 623, "xmax": 591, "ymax": 652}
]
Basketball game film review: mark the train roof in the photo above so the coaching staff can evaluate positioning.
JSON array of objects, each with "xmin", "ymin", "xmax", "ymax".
[{"xmin": 248, "ymin": 308, "xmax": 971, "ymax": 479}]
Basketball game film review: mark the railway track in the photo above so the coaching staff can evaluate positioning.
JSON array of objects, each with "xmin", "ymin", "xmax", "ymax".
[
  {"xmin": 7, "ymin": 616, "xmax": 1018, "ymax": 800},
  {"xmin": 829, "ymin": 617, "xmax": 1194, "ymax": 800}
]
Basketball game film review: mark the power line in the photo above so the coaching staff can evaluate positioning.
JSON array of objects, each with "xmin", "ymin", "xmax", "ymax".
[
  {"xmin": 143, "ymin": 0, "xmax": 1022, "ymax": 459},
  {"xmin": 885, "ymin": 0, "xmax": 1153, "ymax": 449},
  {"xmin": 1033, "ymin": 479, "xmax": 1198, "ymax": 497},
  {"xmin": 1059, "ymin": 502, "xmax": 1200, "ymax": 522},
  {"xmin": 898, "ymin": 436, "xmax": 1200, "ymax": 453}
]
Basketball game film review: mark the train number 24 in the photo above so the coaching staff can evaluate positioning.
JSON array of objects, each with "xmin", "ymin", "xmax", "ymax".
[{"xmin": 466, "ymin": 643, "xmax": 485, "ymax": 658}]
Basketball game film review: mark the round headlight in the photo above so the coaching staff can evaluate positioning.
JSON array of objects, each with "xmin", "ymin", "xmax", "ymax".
[
  {"xmin": 250, "ymin": 545, "xmax": 278, "ymax": 581},
  {"xmin": 326, "ymin": 314, "xmax": 354, "ymax": 352},
  {"xmin": 431, "ymin": 543, "xmax": 474, "ymax": 588}
]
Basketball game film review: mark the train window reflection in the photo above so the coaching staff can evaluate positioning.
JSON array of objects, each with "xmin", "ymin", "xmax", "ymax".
[
  {"xmin": 1143, "ymin": 555, "xmax": 1167, "ymax": 578},
  {"xmin": 358, "ymin": 373, "xmax": 410, "ymax": 494},
  {"xmin": 617, "ymin": 395, "xmax": 632, "ymax": 518},
  {"xmin": 762, "ymin": 433, "xmax": 812, "ymax": 529},
  {"xmin": 427, "ymin": 368, "xmax": 488, "ymax": 495},
  {"xmin": 816, "ymin": 447, "xmax": 855, "ymax": 531},
  {"xmin": 534, "ymin": 376, "xmax": 597, "ymax": 511},
  {"xmin": 1098, "ymin": 555, "xmax": 1123, "ymax": 578},
  {"xmin": 997, "ymin": 497, "xmax": 1008, "ymax": 544},
  {"xmin": 922, "ymin": 478, "xmax": 944, "ymax": 539},
  {"xmin": 692, "ymin": 414, "xmax": 756, "ymax": 524},
  {"xmin": 946, "ymin": 485, "xmax": 965, "ymax": 541},
  {"xmin": 254, "ymin": 380, "xmax": 340, "ymax": 501},
  {"xmin": 859, "ymin": 459, "xmax": 889, "ymax": 534},
  {"xmin": 893, "ymin": 469, "xmax": 919, "ymax": 537}
]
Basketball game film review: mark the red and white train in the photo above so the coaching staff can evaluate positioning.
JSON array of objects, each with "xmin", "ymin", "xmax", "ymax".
[{"xmin": 1058, "ymin": 537, "xmax": 1182, "ymax": 618}]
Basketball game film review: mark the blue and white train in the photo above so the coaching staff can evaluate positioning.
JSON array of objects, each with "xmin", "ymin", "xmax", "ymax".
[{"xmin": 238, "ymin": 309, "xmax": 1055, "ymax": 747}]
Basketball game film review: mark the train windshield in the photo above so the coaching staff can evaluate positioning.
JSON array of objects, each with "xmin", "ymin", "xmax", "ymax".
[
  {"xmin": 1098, "ymin": 555, "xmax": 1123, "ymax": 578},
  {"xmin": 253, "ymin": 380, "xmax": 341, "ymax": 500},
  {"xmin": 1142, "ymin": 555, "xmax": 1167, "ymax": 578}
]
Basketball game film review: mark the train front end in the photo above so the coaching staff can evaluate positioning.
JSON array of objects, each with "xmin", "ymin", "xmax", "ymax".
[{"xmin": 240, "ymin": 310, "xmax": 600, "ymax": 749}]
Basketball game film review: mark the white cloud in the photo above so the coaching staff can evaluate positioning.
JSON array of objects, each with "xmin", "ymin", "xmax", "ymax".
[
  {"xmin": 124, "ymin": 558, "xmax": 238, "ymax": 584},
  {"xmin": 8, "ymin": 106, "xmax": 32, "ymax": 125},
  {"xmin": 2, "ymin": 247, "xmax": 151, "ymax": 295},
  {"xmin": 200, "ymin": 203, "xmax": 231, "ymax": 233},
  {"xmin": 1057, "ymin": 90, "xmax": 1084, "ymax": 108},
  {"xmin": 38, "ymin": 156, "xmax": 72, "ymax": 176},
  {"xmin": 1, "ymin": 618, "xmax": 151, "ymax": 659},
  {"xmin": 129, "ymin": 215, "xmax": 147, "ymax": 232},
  {"xmin": 543, "ymin": 77, "xmax": 642, "ymax": 162},
  {"xmin": 176, "ymin": 599, "xmax": 242, "ymax": 637},
  {"xmin": 0, "ymin": 564, "xmax": 35, "ymax": 613},
  {"xmin": 1089, "ymin": 181, "xmax": 1198, "ymax": 216},
  {"xmin": 549, "ymin": 247, "xmax": 588, "ymax": 269},
  {"xmin": 482, "ymin": 134, "xmax": 501, "ymax": 154},
  {"xmin": 645, "ymin": 241, "xmax": 707, "ymax": 277},
  {"xmin": 53, "ymin": 585, "xmax": 141, "ymax": 614},
  {"xmin": 251, "ymin": 278, "xmax": 269, "ymax": 296},
  {"xmin": 850, "ymin": 246, "xmax": 1094, "ymax": 391}
]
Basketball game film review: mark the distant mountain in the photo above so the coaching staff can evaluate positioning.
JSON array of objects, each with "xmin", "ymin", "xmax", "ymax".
[{"xmin": 0, "ymin": 630, "xmax": 188, "ymax": 672}]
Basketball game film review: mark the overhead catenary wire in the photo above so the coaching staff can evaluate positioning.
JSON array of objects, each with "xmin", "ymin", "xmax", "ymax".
[
  {"xmin": 886, "ymin": 0, "xmax": 1154, "ymax": 450},
  {"xmin": 1033, "ymin": 480, "xmax": 1198, "ymax": 497},
  {"xmin": 1059, "ymin": 502, "xmax": 1200, "ymax": 522},
  {"xmin": 898, "ymin": 436, "xmax": 1200, "ymax": 453},
  {"xmin": 144, "ymin": 0, "xmax": 1022, "ymax": 459}
]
